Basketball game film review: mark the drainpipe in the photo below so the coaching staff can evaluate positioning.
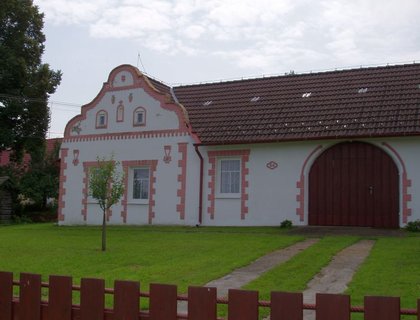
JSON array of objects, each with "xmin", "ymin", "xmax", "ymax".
[{"xmin": 194, "ymin": 144, "xmax": 204, "ymax": 225}]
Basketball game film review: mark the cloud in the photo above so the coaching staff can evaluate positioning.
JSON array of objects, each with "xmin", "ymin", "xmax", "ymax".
[{"xmin": 35, "ymin": 0, "xmax": 420, "ymax": 71}]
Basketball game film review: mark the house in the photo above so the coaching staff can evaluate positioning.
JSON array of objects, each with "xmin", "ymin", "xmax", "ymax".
[{"xmin": 58, "ymin": 63, "xmax": 420, "ymax": 228}]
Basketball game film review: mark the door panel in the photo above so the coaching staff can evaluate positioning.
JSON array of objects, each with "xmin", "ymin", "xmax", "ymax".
[{"xmin": 308, "ymin": 142, "xmax": 399, "ymax": 228}]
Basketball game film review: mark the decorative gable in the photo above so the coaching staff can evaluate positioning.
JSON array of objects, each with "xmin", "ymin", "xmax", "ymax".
[{"xmin": 64, "ymin": 65, "xmax": 191, "ymax": 142}]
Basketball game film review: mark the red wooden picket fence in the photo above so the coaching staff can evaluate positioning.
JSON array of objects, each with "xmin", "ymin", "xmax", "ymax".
[{"xmin": 0, "ymin": 272, "xmax": 419, "ymax": 320}]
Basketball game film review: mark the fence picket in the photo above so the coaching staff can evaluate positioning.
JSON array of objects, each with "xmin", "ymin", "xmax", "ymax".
[
  {"xmin": 364, "ymin": 296, "xmax": 400, "ymax": 320},
  {"xmin": 48, "ymin": 275, "xmax": 72, "ymax": 320},
  {"xmin": 270, "ymin": 292, "xmax": 303, "ymax": 320},
  {"xmin": 188, "ymin": 286, "xmax": 217, "ymax": 320},
  {"xmin": 228, "ymin": 289, "xmax": 258, "ymax": 320},
  {"xmin": 149, "ymin": 283, "xmax": 177, "ymax": 320},
  {"xmin": 114, "ymin": 280, "xmax": 140, "ymax": 320},
  {"xmin": 316, "ymin": 293, "xmax": 350, "ymax": 320},
  {"xmin": 80, "ymin": 278, "xmax": 105, "ymax": 320},
  {"xmin": 20, "ymin": 273, "xmax": 42, "ymax": 320},
  {"xmin": 0, "ymin": 272, "xmax": 13, "ymax": 320},
  {"xmin": 0, "ymin": 272, "xmax": 418, "ymax": 320},
  {"xmin": 417, "ymin": 299, "xmax": 420, "ymax": 320}
]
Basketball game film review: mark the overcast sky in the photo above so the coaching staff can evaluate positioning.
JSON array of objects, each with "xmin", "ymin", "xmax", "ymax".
[{"xmin": 33, "ymin": 0, "xmax": 420, "ymax": 137}]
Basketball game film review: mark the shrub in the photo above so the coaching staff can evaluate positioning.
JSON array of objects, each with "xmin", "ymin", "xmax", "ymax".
[
  {"xmin": 280, "ymin": 219, "xmax": 293, "ymax": 229},
  {"xmin": 12, "ymin": 215, "xmax": 33, "ymax": 224},
  {"xmin": 405, "ymin": 220, "xmax": 420, "ymax": 232}
]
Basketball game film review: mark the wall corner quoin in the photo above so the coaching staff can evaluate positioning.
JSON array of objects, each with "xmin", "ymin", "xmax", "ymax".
[{"xmin": 58, "ymin": 148, "xmax": 70, "ymax": 221}]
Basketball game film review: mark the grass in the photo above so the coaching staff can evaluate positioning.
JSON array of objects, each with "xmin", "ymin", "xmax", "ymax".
[
  {"xmin": 243, "ymin": 236, "xmax": 360, "ymax": 318},
  {"xmin": 346, "ymin": 237, "xmax": 420, "ymax": 319},
  {"xmin": 0, "ymin": 223, "xmax": 301, "ymax": 296},
  {"xmin": 245, "ymin": 236, "xmax": 360, "ymax": 295},
  {"xmin": 0, "ymin": 223, "xmax": 419, "ymax": 318}
]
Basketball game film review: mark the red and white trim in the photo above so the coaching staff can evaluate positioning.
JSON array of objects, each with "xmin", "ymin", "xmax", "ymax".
[
  {"xmin": 296, "ymin": 145, "xmax": 323, "ymax": 222},
  {"xmin": 207, "ymin": 150, "xmax": 250, "ymax": 220},
  {"xmin": 382, "ymin": 142, "xmax": 412, "ymax": 223},
  {"xmin": 64, "ymin": 130, "xmax": 189, "ymax": 143},
  {"xmin": 121, "ymin": 160, "xmax": 158, "ymax": 224},
  {"xmin": 64, "ymin": 65, "xmax": 190, "ymax": 138},
  {"xmin": 82, "ymin": 161, "xmax": 98, "ymax": 221},
  {"xmin": 57, "ymin": 148, "xmax": 69, "ymax": 221},
  {"xmin": 176, "ymin": 143, "xmax": 188, "ymax": 220}
]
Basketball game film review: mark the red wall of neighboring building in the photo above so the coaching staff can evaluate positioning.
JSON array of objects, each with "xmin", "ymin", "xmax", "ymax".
[{"xmin": 0, "ymin": 138, "xmax": 62, "ymax": 167}]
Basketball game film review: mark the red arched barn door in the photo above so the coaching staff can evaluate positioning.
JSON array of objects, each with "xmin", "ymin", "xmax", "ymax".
[{"xmin": 308, "ymin": 142, "xmax": 399, "ymax": 228}]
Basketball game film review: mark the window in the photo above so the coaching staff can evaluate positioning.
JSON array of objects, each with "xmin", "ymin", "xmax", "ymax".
[
  {"xmin": 220, "ymin": 159, "xmax": 240, "ymax": 194},
  {"xmin": 136, "ymin": 112, "xmax": 143, "ymax": 124},
  {"xmin": 96, "ymin": 110, "xmax": 108, "ymax": 128},
  {"xmin": 133, "ymin": 107, "xmax": 146, "ymax": 126},
  {"xmin": 99, "ymin": 114, "xmax": 105, "ymax": 125},
  {"xmin": 132, "ymin": 168, "xmax": 149, "ymax": 200}
]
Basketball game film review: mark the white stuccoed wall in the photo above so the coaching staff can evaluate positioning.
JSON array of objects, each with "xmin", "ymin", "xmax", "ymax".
[
  {"xmin": 59, "ymin": 65, "xmax": 200, "ymax": 225},
  {"xmin": 59, "ymin": 65, "xmax": 420, "ymax": 227},
  {"xmin": 200, "ymin": 137, "xmax": 420, "ymax": 227}
]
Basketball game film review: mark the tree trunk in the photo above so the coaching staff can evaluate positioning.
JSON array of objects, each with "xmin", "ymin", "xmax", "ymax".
[{"xmin": 102, "ymin": 209, "xmax": 106, "ymax": 251}]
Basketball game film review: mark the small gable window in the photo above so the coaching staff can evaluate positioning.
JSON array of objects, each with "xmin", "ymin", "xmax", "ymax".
[
  {"xmin": 133, "ymin": 107, "xmax": 146, "ymax": 126},
  {"xmin": 96, "ymin": 110, "xmax": 108, "ymax": 129}
]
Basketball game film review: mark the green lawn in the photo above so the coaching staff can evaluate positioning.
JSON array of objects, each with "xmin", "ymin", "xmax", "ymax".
[
  {"xmin": 346, "ymin": 237, "xmax": 420, "ymax": 319},
  {"xmin": 243, "ymin": 234, "xmax": 419, "ymax": 319},
  {"xmin": 244, "ymin": 236, "xmax": 360, "ymax": 318},
  {"xmin": 0, "ymin": 223, "xmax": 418, "ymax": 318},
  {"xmin": 0, "ymin": 223, "xmax": 301, "ymax": 292},
  {"xmin": 245, "ymin": 236, "xmax": 360, "ymax": 295}
]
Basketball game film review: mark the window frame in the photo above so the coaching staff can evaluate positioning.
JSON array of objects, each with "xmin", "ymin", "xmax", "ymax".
[
  {"xmin": 133, "ymin": 107, "xmax": 146, "ymax": 127},
  {"xmin": 128, "ymin": 166, "xmax": 150, "ymax": 204},
  {"xmin": 216, "ymin": 157, "xmax": 241, "ymax": 198},
  {"xmin": 95, "ymin": 110, "xmax": 108, "ymax": 129}
]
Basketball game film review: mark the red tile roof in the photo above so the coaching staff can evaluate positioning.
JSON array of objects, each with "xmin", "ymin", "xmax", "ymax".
[{"xmin": 170, "ymin": 63, "xmax": 420, "ymax": 144}]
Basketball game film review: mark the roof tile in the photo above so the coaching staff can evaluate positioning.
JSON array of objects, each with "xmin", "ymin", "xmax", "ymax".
[{"xmin": 173, "ymin": 63, "xmax": 420, "ymax": 144}]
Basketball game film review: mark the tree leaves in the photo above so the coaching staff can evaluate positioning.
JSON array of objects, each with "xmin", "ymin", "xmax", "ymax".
[
  {"xmin": 89, "ymin": 155, "xmax": 125, "ymax": 213},
  {"xmin": 0, "ymin": 0, "xmax": 61, "ymax": 161}
]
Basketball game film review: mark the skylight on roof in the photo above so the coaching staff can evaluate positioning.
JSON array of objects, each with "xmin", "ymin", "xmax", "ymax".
[
  {"xmin": 302, "ymin": 92, "xmax": 312, "ymax": 98},
  {"xmin": 358, "ymin": 88, "xmax": 368, "ymax": 93},
  {"xmin": 203, "ymin": 100, "xmax": 212, "ymax": 106},
  {"xmin": 250, "ymin": 96, "xmax": 260, "ymax": 102}
]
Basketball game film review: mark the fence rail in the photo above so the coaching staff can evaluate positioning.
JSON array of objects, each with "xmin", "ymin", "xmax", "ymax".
[{"xmin": 0, "ymin": 272, "xmax": 419, "ymax": 320}]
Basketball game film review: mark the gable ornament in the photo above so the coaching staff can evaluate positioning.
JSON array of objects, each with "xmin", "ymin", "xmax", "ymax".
[{"xmin": 163, "ymin": 145, "xmax": 172, "ymax": 164}]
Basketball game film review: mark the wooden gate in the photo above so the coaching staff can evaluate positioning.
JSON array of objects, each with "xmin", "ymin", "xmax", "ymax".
[{"xmin": 308, "ymin": 142, "xmax": 399, "ymax": 228}]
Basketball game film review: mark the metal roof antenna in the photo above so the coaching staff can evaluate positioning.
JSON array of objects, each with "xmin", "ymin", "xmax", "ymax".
[{"xmin": 137, "ymin": 52, "xmax": 147, "ymax": 73}]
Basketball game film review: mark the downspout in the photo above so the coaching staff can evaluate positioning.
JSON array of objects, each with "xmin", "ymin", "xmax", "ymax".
[{"xmin": 194, "ymin": 144, "xmax": 204, "ymax": 225}]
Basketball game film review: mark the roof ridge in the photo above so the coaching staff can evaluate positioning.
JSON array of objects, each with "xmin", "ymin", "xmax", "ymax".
[{"xmin": 172, "ymin": 61, "xmax": 420, "ymax": 89}]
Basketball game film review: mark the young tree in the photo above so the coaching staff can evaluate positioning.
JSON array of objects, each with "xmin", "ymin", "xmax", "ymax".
[
  {"xmin": 89, "ymin": 156, "xmax": 124, "ymax": 251},
  {"xmin": 0, "ymin": 0, "xmax": 62, "ymax": 162}
]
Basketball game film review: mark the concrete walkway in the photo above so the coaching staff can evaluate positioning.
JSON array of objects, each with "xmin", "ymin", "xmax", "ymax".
[
  {"xmin": 177, "ymin": 238, "xmax": 319, "ymax": 313},
  {"xmin": 205, "ymin": 238, "xmax": 319, "ymax": 298},
  {"xmin": 302, "ymin": 239, "xmax": 375, "ymax": 320},
  {"xmin": 178, "ymin": 237, "xmax": 374, "ymax": 319}
]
